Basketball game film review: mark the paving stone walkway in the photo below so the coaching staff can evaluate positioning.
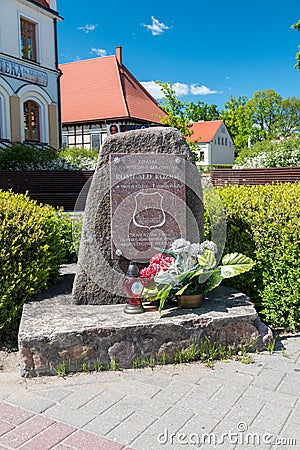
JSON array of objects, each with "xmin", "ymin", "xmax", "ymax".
[{"xmin": 0, "ymin": 334, "xmax": 299, "ymax": 450}]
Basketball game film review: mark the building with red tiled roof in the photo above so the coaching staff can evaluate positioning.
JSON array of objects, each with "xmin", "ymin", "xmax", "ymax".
[
  {"xmin": 60, "ymin": 47, "xmax": 166, "ymax": 149},
  {"xmin": 189, "ymin": 120, "xmax": 234, "ymax": 165}
]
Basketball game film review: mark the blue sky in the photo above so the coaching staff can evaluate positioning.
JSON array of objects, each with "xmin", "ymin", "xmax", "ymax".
[{"xmin": 57, "ymin": 0, "xmax": 300, "ymax": 110}]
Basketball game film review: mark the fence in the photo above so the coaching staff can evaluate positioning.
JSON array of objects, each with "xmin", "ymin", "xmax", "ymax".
[
  {"xmin": 211, "ymin": 167, "xmax": 300, "ymax": 186},
  {"xmin": 0, "ymin": 170, "xmax": 94, "ymax": 210},
  {"xmin": 3, "ymin": 167, "xmax": 300, "ymax": 210}
]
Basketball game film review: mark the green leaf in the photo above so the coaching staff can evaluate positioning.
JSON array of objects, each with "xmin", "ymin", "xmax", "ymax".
[
  {"xmin": 202, "ymin": 270, "xmax": 223, "ymax": 293},
  {"xmin": 142, "ymin": 285, "xmax": 159, "ymax": 299},
  {"xmin": 220, "ymin": 253, "xmax": 255, "ymax": 278},
  {"xmin": 197, "ymin": 249, "xmax": 216, "ymax": 269},
  {"xmin": 157, "ymin": 285, "xmax": 173, "ymax": 314},
  {"xmin": 175, "ymin": 282, "xmax": 193, "ymax": 295},
  {"xmin": 154, "ymin": 271, "xmax": 176, "ymax": 285}
]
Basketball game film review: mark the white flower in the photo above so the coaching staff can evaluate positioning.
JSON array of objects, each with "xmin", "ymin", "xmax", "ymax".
[
  {"xmin": 190, "ymin": 243, "xmax": 201, "ymax": 257},
  {"xmin": 199, "ymin": 240, "xmax": 218, "ymax": 255},
  {"xmin": 171, "ymin": 238, "xmax": 191, "ymax": 254}
]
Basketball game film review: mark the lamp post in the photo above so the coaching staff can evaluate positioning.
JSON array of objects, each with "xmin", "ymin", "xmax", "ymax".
[{"xmin": 123, "ymin": 261, "xmax": 145, "ymax": 314}]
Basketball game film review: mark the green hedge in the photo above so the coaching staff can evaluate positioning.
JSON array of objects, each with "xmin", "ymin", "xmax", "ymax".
[
  {"xmin": 0, "ymin": 191, "xmax": 69, "ymax": 344},
  {"xmin": 204, "ymin": 183, "xmax": 300, "ymax": 330},
  {"xmin": 0, "ymin": 144, "xmax": 98, "ymax": 170}
]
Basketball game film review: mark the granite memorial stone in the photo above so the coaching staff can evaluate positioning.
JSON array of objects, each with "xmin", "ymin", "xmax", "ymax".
[{"xmin": 72, "ymin": 126, "xmax": 203, "ymax": 305}]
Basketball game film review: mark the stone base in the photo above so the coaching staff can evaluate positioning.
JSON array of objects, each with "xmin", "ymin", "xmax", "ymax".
[{"xmin": 18, "ymin": 268, "xmax": 273, "ymax": 377}]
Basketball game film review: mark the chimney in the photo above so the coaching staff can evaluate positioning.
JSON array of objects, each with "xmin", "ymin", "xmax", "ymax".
[{"xmin": 116, "ymin": 46, "xmax": 122, "ymax": 65}]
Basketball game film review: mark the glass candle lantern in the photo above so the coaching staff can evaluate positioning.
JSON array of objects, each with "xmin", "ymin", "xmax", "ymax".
[{"xmin": 123, "ymin": 261, "xmax": 145, "ymax": 314}]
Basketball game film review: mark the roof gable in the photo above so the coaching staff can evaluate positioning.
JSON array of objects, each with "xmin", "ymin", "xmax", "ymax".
[
  {"xmin": 188, "ymin": 120, "xmax": 224, "ymax": 143},
  {"xmin": 32, "ymin": 0, "xmax": 50, "ymax": 8},
  {"xmin": 59, "ymin": 55, "xmax": 166, "ymax": 125}
]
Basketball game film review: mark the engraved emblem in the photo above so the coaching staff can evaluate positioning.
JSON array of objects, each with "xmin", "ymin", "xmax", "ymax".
[{"xmin": 132, "ymin": 192, "xmax": 165, "ymax": 229}]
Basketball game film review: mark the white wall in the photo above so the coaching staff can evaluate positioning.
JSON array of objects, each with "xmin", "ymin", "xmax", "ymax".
[
  {"xmin": 0, "ymin": 0, "xmax": 57, "ymax": 69},
  {"xmin": 0, "ymin": 0, "xmax": 60, "ymax": 145},
  {"xmin": 0, "ymin": 79, "xmax": 13, "ymax": 140},
  {"xmin": 211, "ymin": 125, "xmax": 234, "ymax": 164}
]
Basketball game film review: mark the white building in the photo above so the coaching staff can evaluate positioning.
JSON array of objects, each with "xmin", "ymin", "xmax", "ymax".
[
  {"xmin": 0, "ymin": 0, "xmax": 62, "ymax": 148},
  {"xmin": 189, "ymin": 120, "xmax": 235, "ymax": 166}
]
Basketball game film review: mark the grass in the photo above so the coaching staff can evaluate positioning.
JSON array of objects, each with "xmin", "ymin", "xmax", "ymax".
[
  {"xmin": 50, "ymin": 356, "xmax": 117, "ymax": 376},
  {"xmin": 49, "ymin": 334, "xmax": 288, "ymax": 377},
  {"xmin": 131, "ymin": 337, "xmax": 257, "ymax": 370},
  {"xmin": 266, "ymin": 337, "xmax": 277, "ymax": 355}
]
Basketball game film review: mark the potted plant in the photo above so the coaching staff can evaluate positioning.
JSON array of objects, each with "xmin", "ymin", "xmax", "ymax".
[{"xmin": 141, "ymin": 239, "xmax": 255, "ymax": 313}]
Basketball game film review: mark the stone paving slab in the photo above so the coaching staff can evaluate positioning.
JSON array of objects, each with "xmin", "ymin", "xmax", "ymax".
[
  {"xmin": 0, "ymin": 334, "xmax": 299, "ymax": 449},
  {"xmin": 0, "ymin": 404, "xmax": 131, "ymax": 450}
]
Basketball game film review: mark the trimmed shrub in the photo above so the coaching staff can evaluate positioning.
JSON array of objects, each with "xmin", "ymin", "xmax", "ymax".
[
  {"xmin": 204, "ymin": 183, "xmax": 300, "ymax": 330},
  {"xmin": 56, "ymin": 211, "xmax": 83, "ymax": 263},
  {"xmin": 0, "ymin": 145, "xmax": 98, "ymax": 170},
  {"xmin": 0, "ymin": 190, "xmax": 68, "ymax": 344},
  {"xmin": 0, "ymin": 144, "xmax": 68, "ymax": 170}
]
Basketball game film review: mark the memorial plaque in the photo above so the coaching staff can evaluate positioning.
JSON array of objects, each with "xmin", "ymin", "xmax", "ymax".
[
  {"xmin": 110, "ymin": 153, "xmax": 186, "ymax": 262},
  {"xmin": 73, "ymin": 127, "xmax": 203, "ymax": 305}
]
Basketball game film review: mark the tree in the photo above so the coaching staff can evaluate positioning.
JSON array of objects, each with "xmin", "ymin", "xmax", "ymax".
[
  {"xmin": 279, "ymin": 97, "xmax": 300, "ymax": 137},
  {"xmin": 185, "ymin": 100, "xmax": 220, "ymax": 122},
  {"xmin": 156, "ymin": 81, "xmax": 221, "ymax": 160},
  {"xmin": 156, "ymin": 81, "xmax": 193, "ymax": 137},
  {"xmin": 291, "ymin": 20, "xmax": 300, "ymax": 71},
  {"xmin": 221, "ymin": 95, "xmax": 253, "ymax": 151},
  {"xmin": 221, "ymin": 90, "xmax": 300, "ymax": 150},
  {"xmin": 156, "ymin": 81, "xmax": 220, "ymax": 136},
  {"xmin": 247, "ymin": 89, "xmax": 283, "ymax": 142}
]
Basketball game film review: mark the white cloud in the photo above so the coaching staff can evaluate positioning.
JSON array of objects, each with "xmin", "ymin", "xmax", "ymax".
[
  {"xmin": 141, "ymin": 81, "xmax": 220, "ymax": 99},
  {"xmin": 190, "ymin": 84, "xmax": 219, "ymax": 95},
  {"xmin": 91, "ymin": 48, "xmax": 107, "ymax": 57},
  {"xmin": 77, "ymin": 23, "xmax": 97, "ymax": 33},
  {"xmin": 142, "ymin": 16, "xmax": 172, "ymax": 36},
  {"xmin": 173, "ymin": 82, "xmax": 189, "ymax": 96},
  {"xmin": 141, "ymin": 81, "xmax": 165, "ymax": 98}
]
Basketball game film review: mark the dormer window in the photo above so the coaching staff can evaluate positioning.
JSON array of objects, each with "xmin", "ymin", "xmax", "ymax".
[{"xmin": 20, "ymin": 17, "xmax": 37, "ymax": 61}]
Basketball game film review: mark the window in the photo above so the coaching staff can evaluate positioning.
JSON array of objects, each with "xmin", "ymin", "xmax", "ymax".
[
  {"xmin": 62, "ymin": 134, "xmax": 68, "ymax": 148},
  {"xmin": 24, "ymin": 100, "xmax": 40, "ymax": 141},
  {"xmin": 225, "ymin": 138, "xmax": 228, "ymax": 146},
  {"xmin": 20, "ymin": 18, "xmax": 37, "ymax": 61},
  {"xmin": 218, "ymin": 137, "xmax": 220, "ymax": 145},
  {"xmin": 91, "ymin": 133, "xmax": 101, "ymax": 149}
]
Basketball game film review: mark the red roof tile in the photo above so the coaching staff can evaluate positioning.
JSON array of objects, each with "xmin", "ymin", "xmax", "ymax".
[
  {"xmin": 59, "ymin": 56, "xmax": 166, "ymax": 125},
  {"xmin": 188, "ymin": 120, "xmax": 224, "ymax": 143},
  {"xmin": 33, "ymin": 0, "xmax": 50, "ymax": 8}
]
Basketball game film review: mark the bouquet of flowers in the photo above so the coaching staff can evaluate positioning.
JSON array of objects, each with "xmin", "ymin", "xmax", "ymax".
[{"xmin": 142, "ymin": 238, "xmax": 255, "ymax": 313}]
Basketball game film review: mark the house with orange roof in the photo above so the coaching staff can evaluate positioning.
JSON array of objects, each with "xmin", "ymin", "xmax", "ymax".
[
  {"xmin": 59, "ymin": 47, "xmax": 166, "ymax": 149},
  {"xmin": 188, "ymin": 120, "xmax": 234, "ymax": 165},
  {"xmin": 0, "ymin": 0, "xmax": 62, "ymax": 148}
]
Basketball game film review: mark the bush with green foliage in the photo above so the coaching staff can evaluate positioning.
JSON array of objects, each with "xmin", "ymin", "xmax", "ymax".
[
  {"xmin": 234, "ymin": 136, "xmax": 300, "ymax": 168},
  {"xmin": 0, "ymin": 191, "xmax": 70, "ymax": 344},
  {"xmin": 204, "ymin": 183, "xmax": 300, "ymax": 330},
  {"xmin": 0, "ymin": 145, "xmax": 98, "ymax": 170},
  {"xmin": 58, "ymin": 147, "xmax": 98, "ymax": 170}
]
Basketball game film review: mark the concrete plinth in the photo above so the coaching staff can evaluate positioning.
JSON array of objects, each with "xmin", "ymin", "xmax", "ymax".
[{"xmin": 18, "ymin": 266, "xmax": 273, "ymax": 377}]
